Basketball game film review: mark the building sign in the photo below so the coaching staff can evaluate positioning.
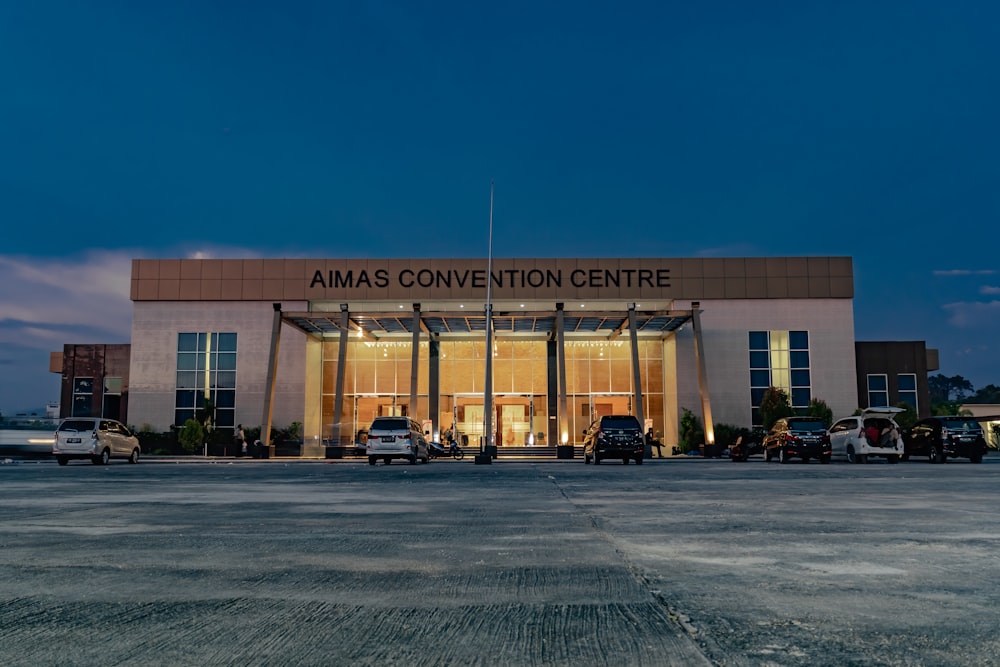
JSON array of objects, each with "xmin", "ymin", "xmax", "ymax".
[{"xmin": 309, "ymin": 267, "xmax": 671, "ymax": 291}]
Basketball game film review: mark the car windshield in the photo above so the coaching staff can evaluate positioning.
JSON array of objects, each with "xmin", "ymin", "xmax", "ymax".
[
  {"xmin": 371, "ymin": 418, "xmax": 408, "ymax": 431},
  {"xmin": 787, "ymin": 420, "xmax": 826, "ymax": 432},
  {"xmin": 601, "ymin": 417, "xmax": 640, "ymax": 429},
  {"xmin": 941, "ymin": 418, "xmax": 981, "ymax": 431},
  {"xmin": 59, "ymin": 420, "xmax": 96, "ymax": 432}
]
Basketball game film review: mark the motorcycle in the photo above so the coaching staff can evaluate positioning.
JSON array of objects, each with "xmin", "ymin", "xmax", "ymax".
[{"xmin": 428, "ymin": 438, "xmax": 464, "ymax": 460}]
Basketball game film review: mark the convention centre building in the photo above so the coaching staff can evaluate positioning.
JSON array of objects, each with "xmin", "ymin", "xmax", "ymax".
[{"xmin": 103, "ymin": 256, "xmax": 872, "ymax": 455}]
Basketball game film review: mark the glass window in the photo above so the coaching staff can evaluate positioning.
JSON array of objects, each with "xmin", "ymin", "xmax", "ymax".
[
  {"xmin": 791, "ymin": 369, "xmax": 810, "ymax": 387},
  {"xmin": 176, "ymin": 332, "xmax": 237, "ymax": 427},
  {"xmin": 867, "ymin": 374, "xmax": 889, "ymax": 408},
  {"xmin": 789, "ymin": 351, "xmax": 810, "ymax": 368},
  {"xmin": 791, "ymin": 388, "xmax": 811, "ymax": 407},
  {"xmin": 749, "ymin": 351, "xmax": 769, "ymax": 369},
  {"xmin": 178, "ymin": 333, "xmax": 199, "ymax": 352},
  {"xmin": 789, "ymin": 331, "xmax": 809, "ymax": 350},
  {"xmin": 748, "ymin": 331, "xmax": 768, "ymax": 350},
  {"xmin": 898, "ymin": 374, "xmax": 917, "ymax": 412},
  {"xmin": 750, "ymin": 370, "xmax": 770, "ymax": 387}
]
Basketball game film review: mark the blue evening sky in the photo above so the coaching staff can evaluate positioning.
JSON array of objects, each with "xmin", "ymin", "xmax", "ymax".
[{"xmin": 2, "ymin": 1, "xmax": 998, "ymax": 413}]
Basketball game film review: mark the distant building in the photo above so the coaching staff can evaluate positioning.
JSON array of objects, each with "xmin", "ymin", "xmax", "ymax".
[
  {"xmin": 854, "ymin": 341, "xmax": 938, "ymax": 418},
  {"xmin": 49, "ymin": 344, "xmax": 131, "ymax": 423}
]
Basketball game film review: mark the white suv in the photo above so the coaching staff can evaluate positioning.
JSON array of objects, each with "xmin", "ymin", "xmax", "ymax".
[
  {"xmin": 366, "ymin": 417, "xmax": 430, "ymax": 465},
  {"xmin": 53, "ymin": 418, "xmax": 141, "ymax": 466},
  {"xmin": 828, "ymin": 407, "xmax": 905, "ymax": 464}
]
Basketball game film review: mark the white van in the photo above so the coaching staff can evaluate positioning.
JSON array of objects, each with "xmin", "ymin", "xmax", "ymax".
[
  {"xmin": 53, "ymin": 418, "xmax": 141, "ymax": 465},
  {"xmin": 828, "ymin": 407, "xmax": 905, "ymax": 464},
  {"xmin": 365, "ymin": 417, "xmax": 430, "ymax": 465}
]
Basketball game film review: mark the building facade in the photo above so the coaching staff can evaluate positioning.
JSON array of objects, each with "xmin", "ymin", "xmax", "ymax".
[{"xmin": 126, "ymin": 256, "xmax": 859, "ymax": 452}]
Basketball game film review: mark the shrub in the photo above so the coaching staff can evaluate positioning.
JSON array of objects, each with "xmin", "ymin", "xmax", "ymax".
[
  {"xmin": 679, "ymin": 408, "xmax": 704, "ymax": 453},
  {"xmin": 760, "ymin": 387, "xmax": 794, "ymax": 430},
  {"xmin": 177, "ymin": 419, "xmax": 205, "ymax": 453}
]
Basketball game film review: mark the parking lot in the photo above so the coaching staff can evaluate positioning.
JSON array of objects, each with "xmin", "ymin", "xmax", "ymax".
[{"xmin": 2, "ymin": 456, "xmax": 999, "ymax": 666}]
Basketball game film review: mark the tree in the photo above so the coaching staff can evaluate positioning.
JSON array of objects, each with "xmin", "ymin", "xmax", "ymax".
[
  {"xmin": 759, "ymin": 387, "xmax": 794, "ymax": 430},
  {"xmin": 806, "ymin": 398, "xmax": 834, "ymax": 427},
  {"xmin": 177, "ymin": 419, "xmax": 205, "ymax": 453},
  {"xmin": 894, "ymin": 402, "xmax": 917, "ymax": 429},
  {"xmin": 967, "ymin": 384, "xmax": 1000, "ymax": 404},
  {"xmin": 679, "ymin": 408, "xmax": 704, "ymax": 453},
  {"xmin": 928, "ymin": 374, "xmax": 974, "ymax": 403}
]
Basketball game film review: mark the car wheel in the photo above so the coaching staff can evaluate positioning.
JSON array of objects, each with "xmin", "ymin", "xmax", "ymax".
[
  {"xmin": 57, "ymin": 456, "xmax": 68, "ymax": 466},
  {"xmin": 635, "ymin": 456, "xmax": 643, "ymax": 465},
  {"xmin": 368, "ymin": 456, "xmax": 376, "ymax": 466},
  {"xmin": 846, "ymin": 445, "xmax": 857, "ymax": 464},
  {"xmin": 971, "ymin": 453, "xmax": 984, "ymax": 464},
  {"xmin": 594, "ymin": 454, "xmax": 601, "ymax": 465},
  {"xmin": 857, "ymin": 454, "xmax": 868, "ymax": 464},
  {"xmin": 128, "ymin": 448, "xmax": 140, "ymax": 464},
  {"xmin": 887, "ymin": 455, "xmax": 899, "ymax": 464},
  {"xmin": 409, "ymin": 454, "xmax": 417, "ymax": 465},
  {"xmin": 929, "ymin": 445, "xmax": 941, "ymax": 464},
  {"xmin": 779, "ymin": 448, "xmax": 788, "ymax": 464},
  {"xmin": 384, "ymin": 458, "xmax": 391, "ymax": 465},
  {"xmin": 93, "ymin": 449, "xmax": 110, "ymax": 466},
  {"xmin": 801, "ymin": 456, "xmax": 810, "ymax": 464},
  {"xmin": 820, "ymin": 455, "xmax": 830, "ymax": 464}
]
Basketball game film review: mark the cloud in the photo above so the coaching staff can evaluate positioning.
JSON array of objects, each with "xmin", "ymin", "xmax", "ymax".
[
  {"xmin": 933, "ymin": 269, "xmax": 997, "ymax": 277},
  {"xmin": 942, "ymin": 300, "xmax": 1000, "ymax": 328},
  {"xmin": 980, "ymin": 285, "xmax": 1000, "ymax": 295},
  {"xmin": 0, "ymin": 245, "xmax": 275, "ymax": 353}
]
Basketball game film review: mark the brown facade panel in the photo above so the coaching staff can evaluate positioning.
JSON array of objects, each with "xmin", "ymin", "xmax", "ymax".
[
  {"xmin": 179, "ymin": 259, "xmax": 203, "ymax": 280},
  {"xmin": 178, "ymin": 280, "xmax": 202, "ymax": 300},
  {"xmin": 158, "ymin": 279, "xmax": 180, "ymax": 300},
  {"xmin": 807, "ymin": 276, "xmax": 832, "ymax": 298},
  {"xmin": 129, "ymin": 256, "xmax": 854, "ymax": 302},
  {"xmin": 159, "ymin": 260, "xmax": 181, "ymax": 280},
  {"xmin": 787, "ymin": 276, "xmax": 810, "ymax": 298},
  {"xmin": 724, "ymin": 277, "xmax": 748, "ymax": 298}
]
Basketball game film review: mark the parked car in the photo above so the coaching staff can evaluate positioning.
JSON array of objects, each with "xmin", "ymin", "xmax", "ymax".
[
  {"xmin": 583, "ymin": 415, "xmax": 645, "ymax": 465},
  {"xmin": 828, "ymin": 407, "xmax": 904, "ymax": 464},
  {"xmin": 728, "ymin": 428, "xmax": 766, "ymax": 462},
  {"xmin": 53, "ymin": 417, "xmax": 141, "ymax": 465},
  {"xmin": 762, "ymin": 416, "xmax": 831, "ymax": 463},
  {"xmin": 365, "ymin": 416, "xmax": 430, "ymax": 465},
  {"xmin": 903, "ymin": 416, "xmax": 988, "ymax": 464}
]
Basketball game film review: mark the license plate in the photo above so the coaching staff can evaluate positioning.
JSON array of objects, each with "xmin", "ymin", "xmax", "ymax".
[
  {"xmin": 67, "ymin": 438, "xmax": 81, "ymax": 443},
  {"xmin": 381, "ymin": 436, "xmax": 395, "ymax": 443}
]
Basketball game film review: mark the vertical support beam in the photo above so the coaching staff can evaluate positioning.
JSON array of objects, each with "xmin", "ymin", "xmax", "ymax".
[
  {"xmin": 410, "ymin": 303, "xmax": 421, "ymax": 417},
  {"xmin": 261, "ymin": 303, "xmax": 283, "ymax": 449},
  {"xmin": 556, "ymin": 303, "xmax": 568, "ymax": 444},
  {"xmin": 333, "ymin": 304, "xmax": 349, "ymax": 445},
  {"xmin": 546, "ymin": 340, "xmax": 559, "ymax": 446},
  {"xmin": 691, "ymin": 302, "xmax": 715, "ymax": 446},
  {"xmin": 628, "ymin": 304, "xmax": 646, "ymax": 453},
  {"xmin": 428, "ymin": 339, "xmax": 440, "ymax": 440}
]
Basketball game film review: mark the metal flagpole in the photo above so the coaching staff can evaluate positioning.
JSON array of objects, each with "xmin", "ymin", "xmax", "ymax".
[{"xmin": 477, "ymin": 180, "xmax": 495, "ymax": 464}]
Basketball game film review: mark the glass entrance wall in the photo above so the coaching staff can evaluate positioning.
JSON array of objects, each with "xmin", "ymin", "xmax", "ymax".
[
  {"xmin": 321, "ymin": 339, "xmax": 429, "ymax": 444},
  {"xmin": 320, "ymin": 335, "xmax": 663, "ymax": 451}
]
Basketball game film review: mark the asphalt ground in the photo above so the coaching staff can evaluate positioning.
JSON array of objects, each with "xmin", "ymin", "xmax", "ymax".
[{"xmin": 1, "ymin": 455, "xmax": 998, "ymax": 667}]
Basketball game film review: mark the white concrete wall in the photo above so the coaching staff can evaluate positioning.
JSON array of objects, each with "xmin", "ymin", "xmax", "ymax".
[
  {"xmin": 672, "ymin": 298, "xmax": 858, "ymax": 435},
  {"xmin": 129, "ymin": 301, "xmax": 308, "ymax": 432}
]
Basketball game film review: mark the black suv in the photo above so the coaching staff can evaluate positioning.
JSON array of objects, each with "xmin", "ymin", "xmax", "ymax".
[
  {"xmin": 903, "ymin": 416, "xmax": 988, "ymax": 463},
  {"xmin": 583, "ymin": 415, "xmax": 645, "ymax": 465},
  {"xmin": 762, "ymin": 416, "xmax": 831, "ymax": 464}
]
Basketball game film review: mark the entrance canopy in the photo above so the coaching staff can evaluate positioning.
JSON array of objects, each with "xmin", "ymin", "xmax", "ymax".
[{"xmin": 284, "ymin": 309, "xmax": 692, "ymax": 340}]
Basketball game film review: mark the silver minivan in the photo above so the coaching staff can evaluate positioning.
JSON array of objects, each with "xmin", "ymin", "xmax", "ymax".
[
  {"xmin": 53, "ymin": 418, "xmax": 141, "ymax": 465},
  {"xmin": 365, "ymin": 416, "xmax": 430, "ymax": 465}
]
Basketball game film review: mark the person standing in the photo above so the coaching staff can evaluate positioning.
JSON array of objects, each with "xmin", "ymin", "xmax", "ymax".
[{"xmin": 235, "ymin": 424, "xmax": 246, "ymax": 457}]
